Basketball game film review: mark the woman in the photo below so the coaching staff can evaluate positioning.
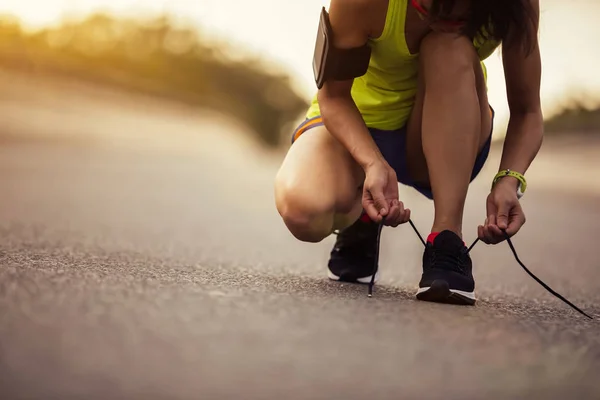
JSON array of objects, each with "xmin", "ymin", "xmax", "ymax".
[{"xmin": 274, "ymin": 0, "xmax": 543, "ymax": 305}]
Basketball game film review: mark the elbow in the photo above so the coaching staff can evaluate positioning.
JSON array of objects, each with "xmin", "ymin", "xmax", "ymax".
[
  {"xmin": 316, "ymin": 89, "xmax": 336, "ymax": 127},
  {"xmin": 508, "ymin": 96, "xmax": 543, "ymax": 119},
  {"xmin": 317, "ymin": 83, "xmax": 353, "ymax": 124},
  {"xmin": 509, "ymin": 103, "xmax": 544, "ymax": 129},
  {"xmin": 508, "ymin": 107, "xmax": 545, "ymax": 148},
  {"xmin": 512, "ymin": 107, "xmax": 543, "ymax": 119},
  {"xmin": 316, "ymin": 88, "xmax": 331, "ymax": 112},
  {"xmin": 317, "ymin": 85, "xmax": 341, "ymax": 109},
  {"xmin": 316, "ymin": 90, "xmax": 332, "ymax": 126},
  {"xmin": 317, "ymin": 80, "xmax": 353, "ymax": 105}
]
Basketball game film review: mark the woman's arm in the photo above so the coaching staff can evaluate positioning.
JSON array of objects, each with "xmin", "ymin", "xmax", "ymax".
[
  {"xmin": 479, "ymin": 0, "xmax": 543, "ymax": 244},
  {"xmin": 317, "ymin": 0, "xmax": 386, "ymax": 171},
  {"xmin": 497, "ymin": 0, "xmax": 543, "ymax": 191},
  {"xmin": 316, "ymin": 0, "xmax": 409, "ymax": 225}
]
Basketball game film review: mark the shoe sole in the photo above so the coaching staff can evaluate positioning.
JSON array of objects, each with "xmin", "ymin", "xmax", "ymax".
[
  {"xmin": 416, "ymin": 280, "xmax": 476, "ymax": 306},
  {"xmin": 327, "ymin": 270, "xmax": 379, "ymax": 284}
]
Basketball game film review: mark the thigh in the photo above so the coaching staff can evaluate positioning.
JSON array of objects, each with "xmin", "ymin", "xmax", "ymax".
[
  {"xmin": 405, "ymin": 47, "xmax": 492, "ymax": 187},
  {"xmin": 275, "ymin": 124, "xmax": 365, "ymax": 217}
]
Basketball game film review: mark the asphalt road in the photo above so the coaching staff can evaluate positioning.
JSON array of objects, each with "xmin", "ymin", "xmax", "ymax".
[{"xmin": 1, "ymin": 73, "xmax": 599, "ymax": 399}]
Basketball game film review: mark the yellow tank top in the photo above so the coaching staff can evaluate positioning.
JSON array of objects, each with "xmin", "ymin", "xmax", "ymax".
[{"xmin": 305, "ymin": 0, "xmax": 500, "ymax": 130}]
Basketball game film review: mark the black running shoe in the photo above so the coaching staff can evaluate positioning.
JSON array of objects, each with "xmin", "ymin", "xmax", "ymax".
[
  {"xmin": 416, "ymin": 230, "xmax": 476, "ymax": 305},
  {"xmin": 328, "ymin": 217, "xmax": 380, "ymax": 284}
]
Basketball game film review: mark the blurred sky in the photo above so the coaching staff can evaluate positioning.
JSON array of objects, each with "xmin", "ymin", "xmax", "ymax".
[{"xmin": 1, "ymin": 0, "xmax": 599, "ymax": 133}]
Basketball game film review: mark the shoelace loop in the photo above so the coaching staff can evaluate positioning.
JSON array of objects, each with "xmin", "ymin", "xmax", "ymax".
[{"xmin": 367, "ymin": 217, "xmax": 593, "ymax": 320}]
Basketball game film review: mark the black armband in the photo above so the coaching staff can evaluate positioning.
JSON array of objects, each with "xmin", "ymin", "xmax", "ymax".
[{"xmin": 312, "ymin": 7, "xmax": 372, "ymax": 89}]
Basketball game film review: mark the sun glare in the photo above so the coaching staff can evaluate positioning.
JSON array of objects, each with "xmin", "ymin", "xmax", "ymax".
[
  {"xmin": 0, "ymin": 0, "xmax": 169, "ymax": 29},
  {"xmin": 1, "ymin": 0, "xmax": 599, "ymax": 134},
  {"xmin": 0, "ymin": 1, "xmax": 64, "ymax": 28}
]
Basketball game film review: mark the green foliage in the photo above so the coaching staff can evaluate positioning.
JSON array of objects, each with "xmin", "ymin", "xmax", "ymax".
[{"xmin": 0, "ymin": 13, "xmax": 309, "ymax": 147}]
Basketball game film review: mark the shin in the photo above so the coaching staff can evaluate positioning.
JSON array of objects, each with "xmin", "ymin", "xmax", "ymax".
[{"xmin": 415, "ymin": 33, "xmax": 491, "ymax": 237}]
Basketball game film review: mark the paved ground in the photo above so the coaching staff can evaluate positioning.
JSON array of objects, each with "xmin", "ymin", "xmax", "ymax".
[{"xmin": 0, "ymin": 72, "xmax": 599, "ymax": 399}]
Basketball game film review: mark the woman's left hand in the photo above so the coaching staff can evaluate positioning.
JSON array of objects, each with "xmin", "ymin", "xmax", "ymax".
[{"xmin": 478, "ymin": 178, "xmax": 526, "ymax": 244}]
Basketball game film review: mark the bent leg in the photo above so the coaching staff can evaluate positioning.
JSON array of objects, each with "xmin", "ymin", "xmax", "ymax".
[
  {"xmin": 275, "ymin": 126, "xmax": 364, "ymax": 243},
  {"xmin": 406, "ymin": 32, "xmax": 492, "ymax": 237}
]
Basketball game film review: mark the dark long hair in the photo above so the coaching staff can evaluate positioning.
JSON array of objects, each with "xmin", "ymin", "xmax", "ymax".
[{"xmin": 430, "ymin": 0, "xmax": 538, "ymax": 54}]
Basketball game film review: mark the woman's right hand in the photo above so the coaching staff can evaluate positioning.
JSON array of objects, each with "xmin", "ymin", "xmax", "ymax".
[{"xmin": 362, "ymin": 162, "xmax": 411, "ymax": 227}]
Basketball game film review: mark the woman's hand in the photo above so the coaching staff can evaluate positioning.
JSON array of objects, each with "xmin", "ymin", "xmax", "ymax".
[
  {"xmin": 362, "ymin": 161, "xmax": 410, "ymax": 227},
  {"xmin": 478, "ymin": 178, "xmax": 526, "ymax": 244}
]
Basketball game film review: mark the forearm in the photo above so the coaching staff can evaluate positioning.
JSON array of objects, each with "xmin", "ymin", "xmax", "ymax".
[
  {"xmin": 319, "ymin": 92, "xmax": 386, "ymax": 170},
  {"xmin": 497, "ymin": 110, "xmax": 544, "ymax": 187}
]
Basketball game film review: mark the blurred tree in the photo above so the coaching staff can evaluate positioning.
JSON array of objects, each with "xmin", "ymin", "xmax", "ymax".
[
  {"xmin": 544, "ymin": 102, "xmax": 600, "ymax": 135},
  {"xmin": 0, "ymin": 13, "xmax": 309, "ymax": 148}
]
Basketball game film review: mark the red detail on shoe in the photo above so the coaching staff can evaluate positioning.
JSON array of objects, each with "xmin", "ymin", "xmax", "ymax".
[
  {"xmin": 428, "ymin": 231, "xmax": 466, "ymax": 246},
  {"xmin": 360, "ymin": 213, "xmax": 372, "ymax": 223},
  {"xmin": 427, "ymin": 232, "xmax": 440, "ymax": 244}
]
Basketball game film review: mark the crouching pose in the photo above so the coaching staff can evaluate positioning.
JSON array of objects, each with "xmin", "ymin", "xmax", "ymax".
[{"xmin": 275, "ymin": 0, "xmax": 543, "ymax": 305}]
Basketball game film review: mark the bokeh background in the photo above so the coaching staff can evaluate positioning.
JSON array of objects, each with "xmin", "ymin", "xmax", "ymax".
[
  {"xmin": 1, "ymin": 0, "xmax": 599, "ymax": 269},
  {"xmin": 1, "ymin": 0, "xmax": 599, "ymax": 149},
  {"xmin": 1, "ymin": 2, "xmax": 600, "ymax": 398}
]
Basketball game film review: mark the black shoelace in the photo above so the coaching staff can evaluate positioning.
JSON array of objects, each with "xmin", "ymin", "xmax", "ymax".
[
  {"xmin": 430, "ymin": 247, "xmax": 466, "ymax": 274},
  {"xmin": 367, "ymin": 217, "xmax": 593, "ymax": 320}
]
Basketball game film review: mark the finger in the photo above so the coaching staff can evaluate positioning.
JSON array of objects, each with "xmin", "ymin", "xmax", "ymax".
[
  {"xmin": 504, "ymin": 220, "xmax": 520, "ymax": 237},
  {"xmin": 386, "ymin": 200, "xmax": 401, "ymax": 227},
  {"xmin": 505, "ymin": 205, "xmax": 525, "ymax": 237},
  {"xmin": 479, "ymin": 225, "xmax": 493, "ymax": 244},
  {"xmin": 482, "ymin": 225, "xmax": 492, "ymax": 244},
  {"xmin": 488, "ymin": 223, "xmax": 505, "ymax": 240},
  {"xmin": 362, "ymin": 199, "xmax": 382, "ymax": 223},
  {"xmin": 484, "ymin": 215, "xmax": 504, "ymax": 244},
  {"xmin": 393, "ymin": 201, "xmax": 404, "ymax": 225},
  {"xmin": 372, "ymin": 191, "xmax": 389, "ymax": 218},
  {"xmin": 400, "ymin": 200, "xmax": 411, "ymax": 224},
  {"xmin": 487, "ymin": 223, "xmax": 506, "ymax": 244},
  {"xmin": 496, "ymin": 203, "xmax": 510, "ymax": 231},
  {"xmin": 401, "ymin": 206, "xmax": 411, "ymax": 225},
  {"xmin": 482, "ymin": 217, "xmax": 493, "ymax": 243},
  {"xmin": 478, "ymin": 225, "xmax": 489, "ymax": 244},
  {"xmin": 392, "ymin": 200, "xmax": 404, "ymax": 227},
  {"xmin": 482, "ymin": 224, "xmax": 497, "ymax": 244}
]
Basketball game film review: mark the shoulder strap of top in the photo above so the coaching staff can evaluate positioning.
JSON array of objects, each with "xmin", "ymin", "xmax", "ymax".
[{"xmin": 371, "ymin": 0, "xmax": 405, "ymax": 43}]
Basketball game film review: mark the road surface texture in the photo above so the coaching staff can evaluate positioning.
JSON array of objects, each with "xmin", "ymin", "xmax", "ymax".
[{"xmin": 1, "ymin": 71, "xmax": 599, "ymax": 399}]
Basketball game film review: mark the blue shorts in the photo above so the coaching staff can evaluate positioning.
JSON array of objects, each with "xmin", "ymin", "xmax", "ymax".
[{"xmin": 291, "ymin": 109, "xmax": 494, "ymax": 200}]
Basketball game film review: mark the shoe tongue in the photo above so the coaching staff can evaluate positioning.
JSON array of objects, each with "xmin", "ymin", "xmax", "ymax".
[{"xmin": 433, "ymin": 230, "xmax": 465, "ymax": 250}]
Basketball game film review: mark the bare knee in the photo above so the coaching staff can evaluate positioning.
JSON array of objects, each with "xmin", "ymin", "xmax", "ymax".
[
  {"xmin": 420, "ymin": 32, "xmax": 477, "ymax": 83},
  {"xmin": 274, "ymin": 176, "xmax": 335, "ymax": 243},
  {"xmin": 274, "ymin": 125, "xmax": 363, "ymax": 242}
]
